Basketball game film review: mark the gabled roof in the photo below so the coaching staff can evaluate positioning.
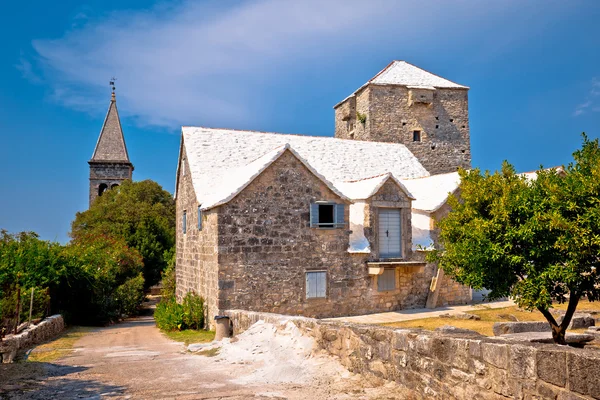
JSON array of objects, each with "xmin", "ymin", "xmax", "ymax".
[
  {"xmin": 199, "ymin": 144, "xmax": 350, "ymax": 210},
  {"xmin": 336, "ymin": 173, "xmax": 415, "ymax": 201},
  {"xmin": 180, "ymin": 127, "xmax": 430, "ymax": 206},
  {"xmin": 334, "ymin": 60, "xmax": 468, "ymax": 108},
  {"xmin": 402, "ymin": 171, "xmax": 461, "ymax": 212},
  {"xmin": 90, "ymin": 93, "xmax": 131, "ymax": 163}
]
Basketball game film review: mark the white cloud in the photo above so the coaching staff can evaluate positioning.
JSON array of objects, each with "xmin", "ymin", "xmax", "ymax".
[
  {"xmin": 26, "ymin": 0, "xmax": 566, "ymax": 129},
  {"xmin": 574, "ymin": 78, "xmax": 600, "ymax": 117}
]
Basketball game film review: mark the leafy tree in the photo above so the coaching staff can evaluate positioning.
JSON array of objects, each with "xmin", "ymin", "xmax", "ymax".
[
  {"xmin": 70, "ymin": 180, "xmax": 175, "ymax": 288},
  {"xmin": 430, "ymin": 135, "xmax": 600, "ymax": 345}
]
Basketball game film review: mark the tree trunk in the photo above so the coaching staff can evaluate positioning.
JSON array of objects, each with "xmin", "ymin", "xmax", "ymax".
[{"xmin": 538, "ymin": 293, "xmax": 580, "ymax": 345}]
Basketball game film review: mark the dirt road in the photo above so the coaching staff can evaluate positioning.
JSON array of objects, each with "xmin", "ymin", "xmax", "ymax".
[{"xmin": 0, "ymin": 315, "xmax": 414, "ymax": 399}]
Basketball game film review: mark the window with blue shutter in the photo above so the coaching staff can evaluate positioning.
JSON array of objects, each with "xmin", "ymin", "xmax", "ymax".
[
  {"xmin": 183, "ymin": 211, "xmax": 187, "ymax": 234},
  {"xmin": 310, "ymin": 202, "xmax": 345, "ymax": 229},
  {"xmin": 198, "ymin": 206, "xmax": 202, "ymax": 230},
  {"xmin": 306, "ymin": 271, "xmax": 327, "ymax": 298}
]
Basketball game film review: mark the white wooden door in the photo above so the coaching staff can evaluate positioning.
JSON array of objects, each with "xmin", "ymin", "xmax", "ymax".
[{"xmin": 379, "ymin": 209, "xmax": 402, "ymax": 258}]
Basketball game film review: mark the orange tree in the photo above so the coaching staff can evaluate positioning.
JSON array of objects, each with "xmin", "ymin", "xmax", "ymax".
[{"xmin": 430, "ymin": 135, "xmax": 600, "ymax": 345}]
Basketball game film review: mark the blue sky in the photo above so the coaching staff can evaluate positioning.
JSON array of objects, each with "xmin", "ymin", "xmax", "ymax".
[{"xmin": 1, "ymin": 0, "xmax": 599, "ymax": 243}]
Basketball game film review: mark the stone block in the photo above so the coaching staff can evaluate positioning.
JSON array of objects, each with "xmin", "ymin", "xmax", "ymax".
[
  {"xmin": 536, "ymin": 350, "xmax": 566, "ymax": 387},
  {"xmin": 567, "ymin": 351, "xmax": 600, "ymax": 398},
  {"xmin": 493, "ymin": 321, "xmax": 550, "ymax": 336},
  {"xmin": 481, "ymin": 343, "xmax": 509, "ymax": 369},
  {"xmin": 536, "ymin": 380, "xmax": 561, "ymax": 399},
  {"xmin": 508, "ymin": 345, "xmax": 536, "ymax": 379}
]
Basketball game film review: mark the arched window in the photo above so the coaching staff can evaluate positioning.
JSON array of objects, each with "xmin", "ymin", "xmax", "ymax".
[
  {"xmin": 111, "ymin": 183, "xmax": 119, "ymax": 189},
  {"xmin": 98, "ymin": 183, "xmax": 108, "ymax": 196}
]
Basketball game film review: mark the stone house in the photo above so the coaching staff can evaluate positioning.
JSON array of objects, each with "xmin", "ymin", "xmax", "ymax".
[{"xmin": 175, "ymin": 61, "xmax": 473, "ymax": 326}]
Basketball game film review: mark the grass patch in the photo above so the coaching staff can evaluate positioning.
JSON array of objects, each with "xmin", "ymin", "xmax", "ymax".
[
  {"xmin": 553, "ymin": 299, "xmax": 600, "ymax": 311},
  {"xmin": 161, "ymin": 329, "xmax": 215, "ymax": 345},
  {"xmin": 383, "ymin": 306, "xmax": 548, "ymax": 336},
  {"xmin": 27, "ymin": 326, "xmax": 93, "ymax": 363}
]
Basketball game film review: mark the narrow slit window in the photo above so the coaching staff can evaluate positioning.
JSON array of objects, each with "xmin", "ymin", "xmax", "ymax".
[
  {"xmin": 183, "ymin": 211, "xmax": 187, "ymax": 234},
  {"xmin": 198, "ymin": 206, "xmax": 202, "ymax": 230},
  {"xmin": 413, "ymin": 130, "xmax": 421, "ymax": 142}
]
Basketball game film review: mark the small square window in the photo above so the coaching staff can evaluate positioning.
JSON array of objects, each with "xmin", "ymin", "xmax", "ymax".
[
  {"xmin": 318, "ymin": 204, "xmax": 334, "ymax": 228},
  {"xmin": 306, "ymin": 271, "xmax": 327, "ymax": 298},
  {"xmin": 378, "ymin": 269, "xmax": 396, "ymax": 292},
  {"xmin": 413, "ymin": 130, "xmax": 421, "ymax": 142},
  {"xmin": 183, "ymin": 211, "xmax": 187, "ymax": 234}
]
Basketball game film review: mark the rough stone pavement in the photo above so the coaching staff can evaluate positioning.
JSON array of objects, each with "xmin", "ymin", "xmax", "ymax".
[
  {"xmin": 326, "ymin": 299, "xmax": 515, "ymax": 324},
  {"xmin": 0, "ymin": 315, "xmax": 415, "ymax": 399}
]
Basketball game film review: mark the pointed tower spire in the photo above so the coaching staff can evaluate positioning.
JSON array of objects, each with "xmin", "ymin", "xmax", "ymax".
[{"xmin": 88, "ymin": 80, "xmax": 134, "ymax": 206}]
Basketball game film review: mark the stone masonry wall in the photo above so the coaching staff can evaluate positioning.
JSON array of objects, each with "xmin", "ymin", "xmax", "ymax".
[
  {"xmin": 0, "ymin": 315, "xmax": 64, "ymax": 363},
  {"xmin": 226, "ymin": 310, "xmax": 600, "ymax": 400},
  {"xmin": 215, "ymin": 150, "xmax": 436, "ymax": 320},
  {"xmin": 175, "ymin": 147, "xmax": 219, "ymax": 325},
  {"xmin": 335, "ymin": 85, "xmax": 471, "ymax": 175}
]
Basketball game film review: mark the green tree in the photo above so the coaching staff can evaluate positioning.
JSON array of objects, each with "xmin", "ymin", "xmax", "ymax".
[
  {"xmin": 70, "ymin": 180, "xmax": 175, "ymax": 288},
  {"xmin": 430, "ymin": 135, "xmax": 600, "ymax": 345}
]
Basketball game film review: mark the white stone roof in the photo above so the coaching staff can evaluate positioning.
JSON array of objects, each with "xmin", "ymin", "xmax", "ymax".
[
  {"xmin": 336, "ymin": 173, "xmax": 415, "ymax": 201},
  {"xmin": 334, "ymin": 61, "xmax": 468, "ymax": 108},
  {"xmin": 402, "ymin": 172, "xmax": 461, "ymax": 212},
  {"xmin": 199, "ymin": 144, "xmax": 349, "ymax": 210},
  {"xmin": 180, "ymin": 127, "xmax": 430, "ymax": 208},
  {"xmin": 370, "ymin": 61, "xmax": 468, "ymax": 89}
]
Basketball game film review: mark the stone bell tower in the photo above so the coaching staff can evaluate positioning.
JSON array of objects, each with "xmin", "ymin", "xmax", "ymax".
[{"xmin": 88, "ymin": 85, "xmax": 134, "ymax": 206}]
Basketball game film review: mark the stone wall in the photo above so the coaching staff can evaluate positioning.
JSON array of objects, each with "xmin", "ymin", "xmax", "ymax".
[
  {"xmin": 0, "ymin": 315, "xmax": 64, "ymax": 363},
  {"xmin": 225, "ymin": 310, "xmax": 600, "ymax": 400},
  {"xmin": 175, "ymin": 148, "xmax": 219, "ymax": 323},
  {"xmin": 334, "ymin": 84, "xmax": 471, "ymax": 175}
]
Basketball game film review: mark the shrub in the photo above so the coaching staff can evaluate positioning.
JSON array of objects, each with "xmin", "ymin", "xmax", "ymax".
[
  {"xmin": 154, "ymin": 292, "xmax": 205, "ymax": 331},
  {"xmin": 115, "ymin": 274, "xmax": 145, "ymax": 317},
  {"xmin": 160, "ymin": 255, "xmax": 176, "ymax": 301},
  {"xmin": 182, "ymin": 292, "xmax": 204, "ymax": 330},
  {"xmin": 154, "ymin": 299, "xmax": 184, "ymax": 331}
]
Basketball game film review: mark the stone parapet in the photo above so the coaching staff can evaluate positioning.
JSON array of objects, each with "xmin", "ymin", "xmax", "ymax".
[
  {"xmin": 0, "ymin": 315, "xmax": 64, "ymax": 363},
  {"xmin": 225, "ymin": 309, "xmax": 600, "ymax": 399}
]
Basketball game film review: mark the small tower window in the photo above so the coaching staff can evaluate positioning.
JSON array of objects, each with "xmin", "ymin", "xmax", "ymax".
[
  {"xmin": 413, "ymin": 131, "xmax": 421, "ymax": 142},
  {"xmin": 183, "ymin": 211, "xmax": 187, "ymax": 234},
  {"xmin": 198, "ymin": 206, "xmax": 202, "ymax": 230},
  {"xmin": 98, "ymin": 183, "xmax": 108, "ymax": 196}
]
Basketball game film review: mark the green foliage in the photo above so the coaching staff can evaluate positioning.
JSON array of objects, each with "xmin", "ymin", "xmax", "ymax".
[
  {"xmin": 154, "ymin": 298, "xmax": 185, "ymax": 331},
  {"xmin": 429, "ymin": 134, "xmax": 600, "ymax": 344},
  {"xmin": 0, "ymin": 229, "xmax": 146, "ymax": 328},
  {"xmin": 155, "ymin": 292, "xmax": 205, "ymax": 331},
  {"xmin": 70, "ymin": 180, "xmax": 176, "ymax": 288},
  {"xmin": 356, "ymin": 111, "xmax": 367, "ymax": 124},
  {"xmin": 160, "ymin": 254, "xmax": 176, "ymax": 301},
  {"xmin": 182, "ymin": 292, "xmax": 205, "ymax": 330},
  {"xmin": 115, "ymin": 274, "xmax": 145, "ymax": 316}
]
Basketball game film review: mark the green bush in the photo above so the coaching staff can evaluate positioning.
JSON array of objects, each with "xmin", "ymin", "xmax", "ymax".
[
  {"xmin": 154, "ymin": 292, "xmax": 205, "ymax": 331},
  {"xmin": 182, "ymin": 292, "xmax": 204, "ymax": 330},
  {"xmin": 154, "ymin": 298, "xmax": 184, "ymax": 331},
  {"xmin": 115, "ymin": 274, "xmax": 145, "ymax": 316},
  {"xmin": 160, "ymin": 255, "xmax": 176, "ymax": 301}
]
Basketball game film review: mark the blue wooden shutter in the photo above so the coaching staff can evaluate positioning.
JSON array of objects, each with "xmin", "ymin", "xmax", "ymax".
[
  {"xmin": 310, "ymin": 203, "xmax": 319, "ymax": 228},
  {"xmin": 198, "ymin": 206, "xmax": 202, "ymax": 230},
  {"xmin": 335, "ymin": 203, "xmax": 345, "ymax": 228}
]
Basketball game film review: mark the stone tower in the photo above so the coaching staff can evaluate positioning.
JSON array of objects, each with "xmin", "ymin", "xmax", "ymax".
[
  {"xmin": 88, "ymin": 91, "xmax": 134, "ymax": 206},
  {"xmin": 334, "ymin": 61, "xmax": 471, "ymax": 175}
]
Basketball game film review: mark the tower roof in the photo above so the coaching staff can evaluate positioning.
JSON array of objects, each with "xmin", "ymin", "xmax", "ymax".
[
  {"xmin": 90, "ymin": 93, "xmax": 132, "ymax": 163},
  {"xmin": 334, "ymin": 60, "xmax": 468, "ymax": 108}
]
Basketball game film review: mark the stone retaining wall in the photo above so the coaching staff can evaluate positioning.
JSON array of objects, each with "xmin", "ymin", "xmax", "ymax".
[
  {"xmin": 225, "ymin": 310, "xmax": 600, "ymax": 399},
  {"xmin": 0, "ymin": 315, "xmax": 64, "ymax": 363}
]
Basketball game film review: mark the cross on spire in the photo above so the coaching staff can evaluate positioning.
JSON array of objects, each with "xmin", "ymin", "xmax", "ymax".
[{"xmin": 110, "ymin": 77, "xmax": 117, "ymax": 100}]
